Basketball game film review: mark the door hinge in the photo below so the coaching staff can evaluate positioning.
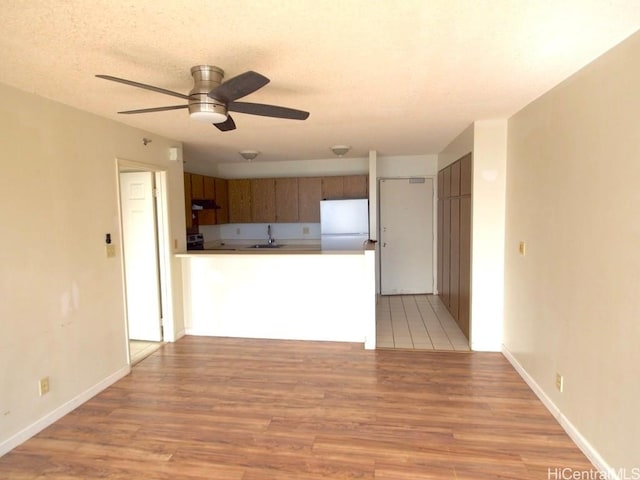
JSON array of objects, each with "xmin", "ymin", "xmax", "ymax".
[{"xmin": 153, "ymin": 188, "xmax": 159, "ymax": 198}]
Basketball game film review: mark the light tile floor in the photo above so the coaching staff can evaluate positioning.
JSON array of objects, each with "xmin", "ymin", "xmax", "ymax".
[
  {"xmin": 376, "ymin": 295, "xmax": 470, "ymax": 351},
  {"xmin": 129, "ymin": 340, "xmax": 163, "ymax": 364}
]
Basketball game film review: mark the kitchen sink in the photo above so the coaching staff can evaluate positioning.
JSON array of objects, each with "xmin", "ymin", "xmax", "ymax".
[{"xmin": 247, "ymin": 243, "xmax": 282, "ymax": 249}]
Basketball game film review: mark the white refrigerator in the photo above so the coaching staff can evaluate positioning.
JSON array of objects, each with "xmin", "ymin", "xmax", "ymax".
[{"xmin": 320, "ymin": 199, "xmax": 369, "ymax": 250}]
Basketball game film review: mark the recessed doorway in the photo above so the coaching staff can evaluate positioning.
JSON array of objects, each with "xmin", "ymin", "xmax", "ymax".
[{"xmin": 117, "ymin": 160, "xmax": 173, "ymax": 364}]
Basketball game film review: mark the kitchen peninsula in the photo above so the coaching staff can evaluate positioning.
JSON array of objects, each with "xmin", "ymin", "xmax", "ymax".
[{"xmin": 177, "ymin": 242, "xmax": 376, "ymax": 349}]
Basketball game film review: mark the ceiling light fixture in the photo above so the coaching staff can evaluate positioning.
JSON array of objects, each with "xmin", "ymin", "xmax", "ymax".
[
  {"xmin": 239, "ymin": 150, "xmax": 260, "ymax": 161},
  {"xmin": 331, "ymin": 145, "xmax": 351, "ymax": 157}
]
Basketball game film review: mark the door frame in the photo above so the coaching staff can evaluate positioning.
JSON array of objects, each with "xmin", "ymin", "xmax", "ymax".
[
  {"xmin": 377, "ymin": 176, "xmax": 438, "ymax": 295},
  {"xmin": 116, "ymin": 158, "xmax": 174, "ymax": 364}
]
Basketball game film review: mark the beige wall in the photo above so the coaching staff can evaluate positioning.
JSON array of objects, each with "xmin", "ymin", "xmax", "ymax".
[
  {"xmin": 504, "ymin": 31, "xmax": 640, "ymax": 470},
  {"xmin": 0, "ymin": 82, "xmax": 185, "ymax": 453},
  {"xmin": 438, "ymin": 120, "xmax": 507, "ymax": 351}
]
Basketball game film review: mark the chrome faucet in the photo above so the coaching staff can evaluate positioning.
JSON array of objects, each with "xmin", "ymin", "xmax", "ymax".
[{"xmin": 267, "ymin": 224, "xmax": 274, "ymax": 245}]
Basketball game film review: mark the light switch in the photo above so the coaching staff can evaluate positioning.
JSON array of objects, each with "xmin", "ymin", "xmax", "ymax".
[
  {"xmin": 106, "ymin": 244, "xmax": 116, "ymax": 258},
  {"xmin": 519, "ymin": 241, "xmax": 526, "ymax": 256}
]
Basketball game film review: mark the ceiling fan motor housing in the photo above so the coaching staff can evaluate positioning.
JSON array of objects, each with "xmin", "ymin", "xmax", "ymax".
[{"xmin": 188, "ymin": 65, "xmax": 227, "ymax": 119}]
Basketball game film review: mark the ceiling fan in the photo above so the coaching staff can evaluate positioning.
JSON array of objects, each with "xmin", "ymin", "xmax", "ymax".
[{"xmin": 96, "ymin": 65, "xmax": 310, "ymax": 132}]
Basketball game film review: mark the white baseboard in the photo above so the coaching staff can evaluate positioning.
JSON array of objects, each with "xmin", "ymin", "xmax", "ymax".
[
  {"xmin": 0, "ymin": 365, "xmax": 130, "ymax": 457},
  {"xmin": 502, "ymin": 346, "xmax": 617, "ymax": 479}
]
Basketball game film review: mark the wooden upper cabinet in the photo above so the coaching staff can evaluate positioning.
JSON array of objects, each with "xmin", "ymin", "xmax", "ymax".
[
  {"xmin": 322, "ymin": 175, "xmax": 368, "ymax": 199},
  {"xmin": 203, "ymin": 176, "xmax": 215, "ymax": 199},
  {"xmin": 214, "ymin": 178, "xmax": 229, "ymax": 224},
  {"xmin": 190, "ymin": 174, "xmax": 204, "ymax": 198},
  {"xmin": 437, "ymin": 170, "xmax": 444, "ymax": 199},
  {"xmin": 343, "ymin": 175, "xmax": 368, "ymax": 198},
  {"xmin": 275, "ymin": 178, "xmax": 299, "ymax": 223},
  {"xmin": 251, "ymin": 178, "xmax": 276, "ymax": 223},
  {"xmin": 184, "ymin": 173, "xmax": 192, "ymax": 229},
  {"xmin": 298, "ymin": 177, "xmax": 322, "ymax": 222},
  {"xmin": 460, "ymin": 153, "xmax": 472, "ymax": 196},
  {"xmin": 228, "ymin": 179, "xmax": 252, "ymax": 223},
  {"xmin": 322, "ymin": 176, "xmax": 344, "ymax": 199},
  {"xmin": 198, "ymin": 176, "xmax": 216, "ymax": 225},
  {"xmin": 450, "ymin": 161, "xmax": 461, "ymax": 197}
]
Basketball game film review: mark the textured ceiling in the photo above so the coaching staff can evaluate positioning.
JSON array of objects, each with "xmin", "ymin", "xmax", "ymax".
[{"xmin": 1, "ymin": 1, "xmax": 639, "ymax": 171}]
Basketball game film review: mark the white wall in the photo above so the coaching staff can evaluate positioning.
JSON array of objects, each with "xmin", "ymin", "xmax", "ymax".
[
  {"xmin": 438, "ymin": 121, "xmax": 507, "ymax": 352},
  {"xmin": 181, "ymin": 250, "xmax": 376, "ymax": 348},
  {"xmin": 0, "ymin": 82, "xmax": 186, "ymax": 454},
  {"xmin": 377, "ymin": 154, "xmax": 438, "ymax": 177},
  {"xmin": 438, "ymin": 124, "xmax": 474, "ymax": 169},
  {"xmin": 504, "ymin": 30, "xmax": 640, "ymax": 472},
  {"xmin": 200, "ymin": 222, "xmax": 321, "ymax": 244},
  {"xmin": 214, "ymin": 157, "xmax": 369, "ymax": 178},
  {"xmin": 469, "ymin": 120, "xmax": 507, "ymax": 351}
]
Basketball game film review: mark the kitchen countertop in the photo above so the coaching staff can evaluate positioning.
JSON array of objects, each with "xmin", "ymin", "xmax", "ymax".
[{"xmin": 176, "ymin": 240, "xmax": 376, "ymax": 256}]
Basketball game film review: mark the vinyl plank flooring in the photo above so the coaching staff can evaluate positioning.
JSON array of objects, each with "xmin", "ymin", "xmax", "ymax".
[{"xmin": 0, "ymin": 337, "xmax": 593, "ymax": 479}]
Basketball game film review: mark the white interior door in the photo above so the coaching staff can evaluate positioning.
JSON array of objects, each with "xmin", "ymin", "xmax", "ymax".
[
  {"xmin": 119, "ymin": 171, "xmax": 163, "ymax": 341},
  {"xmin": 379, "ymin": 178, "xmax": 434, "ymax": 294}
]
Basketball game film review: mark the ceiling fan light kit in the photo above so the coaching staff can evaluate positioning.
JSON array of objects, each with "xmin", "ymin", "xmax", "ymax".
[
  {"xmin": 188, "ymin": 66, "xmax": 227, "ymax": 123},
  {"xmin": 96, "ymin": 65, "xmax": 309, "ymax": 132}
]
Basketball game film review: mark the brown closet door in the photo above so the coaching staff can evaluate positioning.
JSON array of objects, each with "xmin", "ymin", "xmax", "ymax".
[
  {"xmin": 459, "ymin": 196, "xmax": 471, "ymax": 338},
  {"xmin": 449, "ymin": 197, "xmax": 460, "ymax": 321},
  {"xmin": 437, "ymin": 198, "xmax": 444, "ymax": 294},
  {"xmin": 442, "ymin": 198, "xmax": 451, "ymax": 307},
  {"xmin": 450, "ymin": 161, "xmax": 461, "ymax": 197}
]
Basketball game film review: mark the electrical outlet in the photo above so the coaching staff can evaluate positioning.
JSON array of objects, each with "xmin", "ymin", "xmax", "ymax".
[
  {"xmin": 302, "ymin": 226, "xmax": 310, "ymax": 235},
  {"xmin": 39, "ymin": 377, "xmax": 50, "ymax": 396},
  {"xmin": 519, "ymin": 241, "xmax": 526, "ymax": 256},
  {"xmin": 236, "ymin": 227, "xmax": 241, "ymax": 235},
  {"xmin": 106, "ymin": 244, "xmax": 116, "ymax": 258},
  {"xmin": 174, "ymin": 238, "xmax": 178, "ymax": 249},
  {"xmin": 555, "ymin": 373, "xmax": 564, "ymax": 393}
]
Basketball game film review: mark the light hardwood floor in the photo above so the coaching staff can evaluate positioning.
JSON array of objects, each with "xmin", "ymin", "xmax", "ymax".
[{"xmin": 0, "ymin": 336, "xmax": 593, "ymax": 479}]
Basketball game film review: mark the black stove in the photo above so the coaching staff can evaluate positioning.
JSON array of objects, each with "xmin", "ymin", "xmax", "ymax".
[{"xmin": 187, "ymin": 233, "xmax": 204, "ymax": 250}]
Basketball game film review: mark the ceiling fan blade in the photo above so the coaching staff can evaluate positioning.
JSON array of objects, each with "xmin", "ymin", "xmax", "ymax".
[
  {"xmin": 117, "ymin": 105, "xmax": 188, "ymax": 115},
  {"xmin": 214, "ymin": 115, "xmax": 236, "ymax": 132},
  {"xmin": 208, "ymin": 71, "xmax": 270, "ymax": 102},
  {"xmin": 96, "ymin": 74, "xmax": 190, "ymax": 100},
  {"xmin": 228, "ymin": 101, "xmax": 310, "ymax": 120}
]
